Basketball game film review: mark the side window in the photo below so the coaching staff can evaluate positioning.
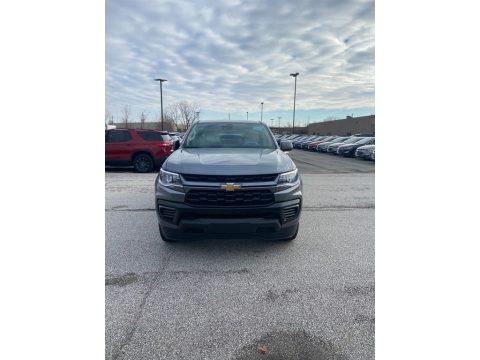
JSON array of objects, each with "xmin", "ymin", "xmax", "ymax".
[
  {"xmin": 138, "ymin": 131, "xmax": 155, "ymax": 141},
  {"xmin": 137, "ymin": 131, "xmax": 171, "ymax": 141},
  {"xmin": 110, "ymin": 131, "xmax": 132, "ymax": 143}
]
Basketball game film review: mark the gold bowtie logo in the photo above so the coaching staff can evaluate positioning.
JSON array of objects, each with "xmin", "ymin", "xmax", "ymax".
[{"xmin": 221, "ymin": 183, "xmax": 241, "ymax": 191}]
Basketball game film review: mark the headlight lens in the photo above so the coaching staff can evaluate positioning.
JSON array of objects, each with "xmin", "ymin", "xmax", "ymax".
[
  {"xmin": 277, "ymin": 169, "xmax": 299, "ymax": 185},
  {"xmin": 158, "ymin": 168, "xmax": 183, "ymax": 191}
]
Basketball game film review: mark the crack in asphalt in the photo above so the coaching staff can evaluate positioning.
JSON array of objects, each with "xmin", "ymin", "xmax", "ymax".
[
  {"xmin": 302, "ymin": 205, "xmax": 375, "ymax": 211},
  {"xmin": 111, "ymin": 253, "xmax": 174, "ymax": 360}
]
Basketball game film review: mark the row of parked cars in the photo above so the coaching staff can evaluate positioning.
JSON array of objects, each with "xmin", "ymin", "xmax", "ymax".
[{"xmin": 274, "ymin": 133, "xmax": 375, "ymax": 160}]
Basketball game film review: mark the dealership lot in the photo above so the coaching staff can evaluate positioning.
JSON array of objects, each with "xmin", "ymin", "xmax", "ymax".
[{"xmin": 105, "ymin": 150, "xmax": 374, "ymax": 360}]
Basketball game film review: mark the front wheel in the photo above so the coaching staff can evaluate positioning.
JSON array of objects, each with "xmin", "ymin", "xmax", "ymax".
[{"xmin": 133, "ymin": 154, "xmax": 154, "ymax": 173}]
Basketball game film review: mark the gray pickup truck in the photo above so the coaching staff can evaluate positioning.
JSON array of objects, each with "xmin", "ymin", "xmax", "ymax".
[{"xmin": 155, "ymin": 120, "xmax": 302, "ymax": 241}]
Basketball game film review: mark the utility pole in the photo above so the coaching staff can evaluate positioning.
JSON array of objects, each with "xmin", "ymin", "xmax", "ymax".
[
  {"xmin": 260, "ymin": 102, "xmax": 264, "ymax": 122},
  {"xmin": 154, "ymin": 78, "xmax": 167, "ymax": 130},
  {"xmin": 290, "ymin": 72, "xmax": 299, "ymax": 134}
]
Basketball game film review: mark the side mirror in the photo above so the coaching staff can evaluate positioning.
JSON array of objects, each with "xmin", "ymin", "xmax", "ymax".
[
  {"xmin": 280, "ymin": 141, "xmax": 293, "ymax": 151},
  {"xmin": 173, "ymin": 140, "xmax": 180, "ymax": 150}
]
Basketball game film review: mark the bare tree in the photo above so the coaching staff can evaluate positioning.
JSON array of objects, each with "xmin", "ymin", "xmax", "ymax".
[
  {"xmin": 156, "ymin": 111, "xmax": 175, "ymax": 132},
  {"xmin": 140, "ymin": 111, "xmax": 147, "ymax": 129},
  {"xmin": 121, "ymin": 105, "xmax": 130, "ymax": 128},
  {"xmin": 105, "ymin": 109, "xmax": 110, "ymax": 128},
  {"xmin": 165, "ymin": 104, "xmax": 181, "ymax": 131},
  {"xmin": 177, "ymin": 101, "xmax": 200, "ymax": 131}
]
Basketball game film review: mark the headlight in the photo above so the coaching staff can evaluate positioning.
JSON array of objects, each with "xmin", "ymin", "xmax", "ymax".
[
  {"xmin": 158, "ymin": 168, "xmax": 183, "ymax": 191},
  {"xmin": 277, "ymin": 169, "xmax": 299, "ymax": 185}
]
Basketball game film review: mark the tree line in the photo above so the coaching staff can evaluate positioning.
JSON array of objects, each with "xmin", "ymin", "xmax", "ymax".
[{"xmin": 106, "ymin": 100, "xmax": 200, "ymax": 131}]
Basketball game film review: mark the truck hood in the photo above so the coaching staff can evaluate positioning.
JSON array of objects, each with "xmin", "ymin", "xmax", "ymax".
[{"xmin": 163, "ymin": 148, "xmax": 295, "ymax": 175}]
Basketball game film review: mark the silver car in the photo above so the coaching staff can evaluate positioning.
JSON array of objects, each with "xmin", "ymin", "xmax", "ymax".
[{"xmin": 355, "ymin": 144, "xmax": 375, "ymax": 160}]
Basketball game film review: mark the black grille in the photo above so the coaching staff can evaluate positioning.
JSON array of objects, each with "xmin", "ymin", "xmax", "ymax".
[
  {"xmin": 159, "ymin": 207, "xmax": 176, "ymax": 222},
  {"xmin": 181, "ymin": 174, "xmax": 278, "ymax": 183},
  {"xmin": 283, "ymin": 205, "xmax": 299, "ymax": 223},
  {"xmin": 185, "ymin": 189, "xmax": 274, "ymax": 207}
]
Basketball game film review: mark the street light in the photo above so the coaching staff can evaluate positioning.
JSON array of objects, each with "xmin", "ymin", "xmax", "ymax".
[
  {"xmin": 154, "ymin": 78, "xmax": 167, "ymax": 130},
  {"xmin": 290, "ymin": 72, "xmax": 299, "ymax": 135},
  {"xmin": 246, "ymin": 112, "xmax": 249, "ymax": 120},
  {"xmin": 196, "ymin": 111, "xmax": 200, "ymax": 121},
  {"xmin": 260, "ymin": 102, "xmax": 264, "ymax": 122}
]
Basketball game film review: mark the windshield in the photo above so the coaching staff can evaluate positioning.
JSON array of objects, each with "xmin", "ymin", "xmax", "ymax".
[
  {"xmin": 354, "ymin": 137, "xmax": 373, "ymax": 145},
  {"xmin": 183, "ymin": 122, "xmax": 276, "ymax": 149},
  {"xmin": 331, "ymin": 137, "xmax": 348, "ymax": 143},
  {"xmin": 342, "ymin": 137, "xmax": 363, "ymax": 144}
]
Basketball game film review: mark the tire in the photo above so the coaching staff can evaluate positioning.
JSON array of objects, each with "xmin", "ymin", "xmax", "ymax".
[
  {"xmin": 133, "ymin": 153, "xmax": 154, "ymax": 173},
  {"xmin": 159, "ymin": 224, "xmax": 175, "ymax": 242}
]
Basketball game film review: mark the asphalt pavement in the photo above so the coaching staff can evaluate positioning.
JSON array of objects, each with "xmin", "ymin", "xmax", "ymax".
[{"xmin": 105, "ymin": 150, "xmax": 375, "ymax": 360}]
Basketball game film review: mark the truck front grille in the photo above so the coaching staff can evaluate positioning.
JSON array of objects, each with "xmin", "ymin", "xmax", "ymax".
[
  {"xmin": 182, "ymin": 174, "xmax": 278, "ymax": 182},
  {"xmin": 185, "ymin": 189, "xmax": 274, "ymax": 207}
]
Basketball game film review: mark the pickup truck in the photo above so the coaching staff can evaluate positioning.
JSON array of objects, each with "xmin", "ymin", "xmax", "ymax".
[{"xmin": 155, "ymin": 120, "xmax": 302, "ymax": 241}]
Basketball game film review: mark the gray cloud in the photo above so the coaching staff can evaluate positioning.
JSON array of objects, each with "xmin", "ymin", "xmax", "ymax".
[{"xmin": 106, "ymin": 0, "xmax": 374, "ymax": 119}]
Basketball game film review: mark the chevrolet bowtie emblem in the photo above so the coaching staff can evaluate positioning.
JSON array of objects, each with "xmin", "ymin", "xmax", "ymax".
[{"xmin": 221, "ymin": 183, "xmax": 241, "ymax": 191}]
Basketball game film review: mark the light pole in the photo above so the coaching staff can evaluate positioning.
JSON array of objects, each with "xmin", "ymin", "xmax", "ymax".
[
  {"xmin": 260, "ymin": 102, "xmax": 264, "ymax": 122},
  {"xmin": 290, "ymin": 72, "xmax": 299, "ymax": 135},
  {"xmin": 246, "ymin": 112, "xmax": 249, "ymax": 120},
  {"xmin": 154, "ymin": 78, "xmax": 167, "ymax": 130},
  {"xmin": 270, "ymin": 118, "xmax": 274, "ymax": 130},
  {"xmin": 196, "ymin": 111, "xmax": 200, "ymax": 121}
]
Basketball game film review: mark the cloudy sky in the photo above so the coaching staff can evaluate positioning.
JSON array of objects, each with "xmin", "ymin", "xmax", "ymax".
[{"xmin": 106, "ymin": 0, "xmax": 374, "ymax": 126}]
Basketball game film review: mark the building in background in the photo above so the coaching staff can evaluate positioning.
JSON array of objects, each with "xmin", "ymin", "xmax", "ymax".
[{"xmin": 306, "ymin": 115, "xmax": 375, "ymax": 135}]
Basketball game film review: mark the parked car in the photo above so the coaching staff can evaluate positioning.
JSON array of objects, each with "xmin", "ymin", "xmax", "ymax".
[
  {"xmin": 327, "ymin": 137, "xmax": 362, "ymax": 154},
  {"xmin": 337, "ymin": 137, "xmax": 375, "ymax": 157},
  {"xmin": 355, "ymin": 144, "xmax": 375, "ymax": 160},
  {"xmin": 301, "ymin": 136, "xmax": 327, "ymax": 149},
  {"xmin": 316, "ymin": 136, "xmax": 350, "ymax": 152},
  {"xmin": 371, "ymin": 149, "xmax": 375, "ymax": 161},
  {"xmin": 307, "ymin": 136, "xmax": 337, "ymax": 150},
  {"xmin": 105, "ymin": 129, "xmax": 176, "ymax": 172},
  {"xmin": 155, "ymin": 120, "xmax": 302, "ymax": 242},
  {"xmin": 293, "ymin": 135, "xmax": 316, "ymax": 148}
]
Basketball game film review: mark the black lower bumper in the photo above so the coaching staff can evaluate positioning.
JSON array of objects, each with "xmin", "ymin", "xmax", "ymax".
[{"xmin": 156, "ymin": 198, "xmax": 301, "ymax": 240}]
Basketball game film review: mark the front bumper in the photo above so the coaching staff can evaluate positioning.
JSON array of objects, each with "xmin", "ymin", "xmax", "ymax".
[{"xmin": 155, "ymin": 180, "xmax": 302, "ymax": 240}]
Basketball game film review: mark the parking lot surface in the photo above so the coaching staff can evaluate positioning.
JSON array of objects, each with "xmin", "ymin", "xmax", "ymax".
[{"xmin": 106, "ymin": 150, "xmax": 374, "ymax": 360}]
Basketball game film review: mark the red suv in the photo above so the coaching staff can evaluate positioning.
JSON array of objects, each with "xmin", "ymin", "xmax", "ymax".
[{"xmin": 105, "ymin": 129, "xmax": 175, "ymax": 172}]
